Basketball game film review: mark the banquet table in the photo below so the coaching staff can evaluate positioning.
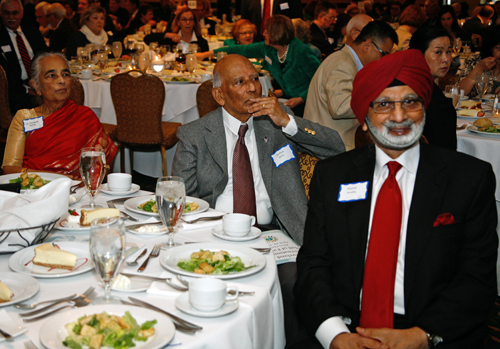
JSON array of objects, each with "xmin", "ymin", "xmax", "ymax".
[{"xmin": 0, "ymin": 189, "xmax": 285, "ymax": 349}]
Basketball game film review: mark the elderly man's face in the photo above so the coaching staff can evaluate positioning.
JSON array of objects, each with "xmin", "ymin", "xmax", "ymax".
[
  {"xmin": 363, "ymin": 85, "xmax": 424, "ymax": 156},
  {"xmin": 213, "ymin": 57, "xmax": 262, "ymax": 123},
  {"xmin": 34, "ymin": 56, "xmax": 72, "ymax": 104},
  {"xmin": 1, "ymin": 1, "xmax": 23, "ymax": 30},
  {"xmin": 35, "ymin": 7, "xmax": 48, "ymax": 27}
]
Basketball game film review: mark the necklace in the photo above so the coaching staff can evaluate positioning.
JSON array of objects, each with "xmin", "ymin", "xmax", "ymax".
[{"xmin": 277, "ymin": 45, "xmax": 289, "ymax": 64}]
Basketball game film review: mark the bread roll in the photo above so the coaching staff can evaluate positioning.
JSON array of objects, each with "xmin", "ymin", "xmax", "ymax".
[{"xmin": 473, "ymin": 118, "xmax": 493, "ymax": 128}]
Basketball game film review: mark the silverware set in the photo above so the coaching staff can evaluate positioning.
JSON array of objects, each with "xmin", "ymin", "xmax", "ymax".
[
  {"xmin": 24, "ymin": 340, "xmax": 38, "ymax": 349},
  {"xmin": 138, "ymin": 244, "xmax": 161, "ymax": 272}
]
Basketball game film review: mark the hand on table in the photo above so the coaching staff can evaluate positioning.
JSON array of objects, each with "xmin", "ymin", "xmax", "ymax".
[
  {"xmin": 330, "ymin": 333, "xmax": 386, "ymax": 349},
  {"xmin": 283, "ymin": 97, "xmax": 304, "ymax": 109},
  {"xmin": 248, "ymin": 96, "xmax": 289, "ymax": 127},
  {"xmin": 356, "ymin": 326, "xmax": 428, "ymax": 349}
]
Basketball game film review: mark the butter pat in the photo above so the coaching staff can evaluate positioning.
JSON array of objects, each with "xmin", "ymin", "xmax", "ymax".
[{"xmin": 111, "ymin": 274, "xmax": 130, "ymax": 289}]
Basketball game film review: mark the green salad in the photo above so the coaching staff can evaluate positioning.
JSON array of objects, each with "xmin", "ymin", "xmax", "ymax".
[
  {"xmin": 168, "ymin": 77, "xmax": 191, "ymax": 82},
  {"xmin": 139, "ymin": 200, "xmax": 197, "ymax": 213},
  {"xmin": 177, "ymin": 249, "xmax": 255, "ymax": 275},
  {"xmin": 479, "ymin": 126, "xmax": 500, "ymax": 133},
  {"xmin": 63, "ymin": 311, "xmax": 157, "ymax": 349},
  {"xmin": 9, "ymin": 174, "xmax": 50, "ymax": 189}
]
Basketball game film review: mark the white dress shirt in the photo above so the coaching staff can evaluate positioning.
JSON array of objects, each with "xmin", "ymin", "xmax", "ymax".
[
  {"xmin": 346, "ymin": 44, "xmax": 363, "ymax": 72},
  {"xmin": 6, "ymin": 27, "xmax": 35, "ymax": 81},
  {"xmin": 215, "ymin": 108, "xmax": 298, "ymax": 224},
  {"xmin": 177, "ymin": 30, "xmax": 198, "ymax": 53},
  {"xmin": 315, "ymin": 143, "xmax": 420, "ymax": 349}
]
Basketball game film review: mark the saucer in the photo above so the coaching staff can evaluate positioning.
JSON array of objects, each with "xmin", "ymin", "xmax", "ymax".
[
  {"xmin": 175, "ymin": 292, "xmax": 238, "ymax": 317},
  {"xmin": 101, "ymin": 183, "xmax": 140, "ymax": 195},
  {"xmin": 211, "ymin": 225, "xmax": 261, "ymax": 241}
]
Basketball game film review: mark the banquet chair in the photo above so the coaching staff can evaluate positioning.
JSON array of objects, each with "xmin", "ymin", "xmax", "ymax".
[
  {"xmin": 110, "ymin": 70, "xmax": 181, "ymax": 176},
  {"xmin": 196, "ymin": 80, "xmax": 220, "ymax": 118},
  {"xmin": 0, "ymin": 65, "xmax": 12, "ymax": 146},
  {"xmin": 299, "ymin": 153, "xmax": 319, "ymax": 200},
  {"xmin": 70, "ymin": 77, "xmax": 85, "ymax": 106}
]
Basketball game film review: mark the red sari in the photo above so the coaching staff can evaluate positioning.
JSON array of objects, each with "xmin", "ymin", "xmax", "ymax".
[{"xmin": 23, "ymin": 100, "xmax": 118, "ymax": 179}]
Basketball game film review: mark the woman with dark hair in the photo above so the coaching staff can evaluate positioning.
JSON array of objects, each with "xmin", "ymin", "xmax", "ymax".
[
  {"xmin": 437, "ymin": 5, "xmax": 464, "ymax": 40},
  {"xmin": 409, "ymin": 25, "xmax": 457, "ymax": 150},
  {"xmin": 224, "ymin": 19, "xmax": 257, "ymax": 46},
  {"xmin": 196, "ymin": 15, "xmax": 321, "ymax": 116},
  {"xmin": 458, "ymin": 25, "xmax": 500, "ymax": 97},
  {"xmin": 66, "ymin": 6, "xmax": 110, "ymax": 58},
  {"xmin": 125, "ymin": 4, "xmax": 156, "ymax": 35}
]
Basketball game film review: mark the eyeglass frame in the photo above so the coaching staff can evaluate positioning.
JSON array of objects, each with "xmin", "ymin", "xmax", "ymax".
[
  {"xmin": 179, "ymin": 17, "xmax": 195, "ymax": 23},
  {"xmin": 371, "ymin": 40, "xmax": 389, "ymax": 57},
  {"xmin": 369, "ymin": 97, "xmax": 424, "ymax": 114}
]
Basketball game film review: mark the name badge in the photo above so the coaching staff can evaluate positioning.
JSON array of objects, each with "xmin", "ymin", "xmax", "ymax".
[
  {"xmin": 1, "ymin": 45, "xmax": 11, "ymax": 53},
  {"xmin": 338, "ymin": 181, "xmax": 368, "ymax": 202},
  {"xmin": 271, "ymin": 144, "xmax": 295, "ymax": 167},
  {"xmin": 328, "ymin": 37, "xmax": 334, "ymax": 45},
  {"xmin": 187, "ymin": 0, "xmax": 197, "ymax": 9},
  {"xmin": 265, "ymin": 55, "xmax": 272, "ymax": 65},
  {"xmin": 23, "ymin": 116, "xmax": 44, "ymax": 133},
  {"xmin": 280, "ymin": 2, "xmax": 289, "ymax": 10}
]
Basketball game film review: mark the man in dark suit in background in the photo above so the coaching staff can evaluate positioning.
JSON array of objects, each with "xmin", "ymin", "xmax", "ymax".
[
  {"xmin": 310, "ymin": 1, "xmax": 337, "ymax": 59},
  {"xmin": 295, "ymin": 49, "xmax": 498, "ymax": 348},
  {"xmin": 47, "ymin": 3, "xmax": 77, "ymax": 53},
  {"xmin": 0, "ymin": 0, "xmax": 46, "ymax": 114}
]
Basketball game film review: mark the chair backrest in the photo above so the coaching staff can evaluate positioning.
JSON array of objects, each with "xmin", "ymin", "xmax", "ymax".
[
  {"xmin": 70, "ymin": 76, "xmax": 85, "ymax": 106},
  {"xmin": 110, "ymin": 71, "xmax": 165, "ymax": 145},
  {"xmin": 0, "ymin": 65, "xmax": 12, "ymax": 130},
  {"xmin": 299, "ymin": 152, "xmax": 320, "ymax": 200},
  {"xmin": 196, "ymin": 79, "xmax": 220, "ymax": 118}
]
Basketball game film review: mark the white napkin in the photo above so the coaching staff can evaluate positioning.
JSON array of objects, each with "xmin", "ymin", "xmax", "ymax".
[
  {"xmin": 457, "ymin": 122, "xmax": 470, "ymax": 131},
  {"xmin": 0, "ymin": 178, "xmax": 71, "ymax": 251},
  {"xmin": 180, "ymin": 209, "xmax": 225, "ymax": 231},
  {"xmin": 163, "ymin": 52, "xmax": 176, "ymax": 62},
  {"xmin": 146, "ymin": 270, "xmax": 184, "ymax": 297}
]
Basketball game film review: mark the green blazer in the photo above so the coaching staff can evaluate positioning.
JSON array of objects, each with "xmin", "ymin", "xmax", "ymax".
[{"xmin": 215, "ymin": 37, "xmax": 320, "ymax": 101}]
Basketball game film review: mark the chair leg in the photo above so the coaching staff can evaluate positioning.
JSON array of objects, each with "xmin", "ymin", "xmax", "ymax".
[{"xmin": 161, "ymin": 145, "xmax": 167, "ymax": 177}]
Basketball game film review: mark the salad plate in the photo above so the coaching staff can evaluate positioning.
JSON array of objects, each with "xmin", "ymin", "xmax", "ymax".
[
  {"xmin": 466, "ymin": 125, "xmax": 500, "ymax": 137},
  {"xmin": 0, "ymin": 272, "xmax": 39, "ymax": 308},
  {"xmin": 160, "ymin": 243, "xmax": 267, "ymax": 279},
  {"xmin": 39, "ymin": 304, "xmax": 175, "ymax": 349},
  {"xmin": 0, "ymin": 172, "xmax": 67, "ymax": 192},
  {"xmin": 175, "ymin": 292, "xmax": 238, "ymax": 317},
  {"xmin": 0, "ymin": 309, "xmax": 27, "ymax": 342},
  {"xmin": 212, "ymin": 225, "xmax": 262, "ymax": 242},
  {"xmin": 124, "ymin": 195, "xmax": 209, "ymax": 216},
  {"xmin": 9, "ymin": 242, "xmax": 94, "ymax": 278},
  {"xmin": 100, "ymin": 183, "xmax": 141, "ymax": 195},
  {"xmin": 55, "ymin": 208, "xmax": 90, "ymax": 231}
]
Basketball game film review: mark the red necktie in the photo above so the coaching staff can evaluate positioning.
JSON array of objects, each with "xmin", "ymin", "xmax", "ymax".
[
  {"xmin": 15, "ymin": 31, "xmax": 32, "ymax": 80},
  {"xmin": 360, "ymin": 161, "xmax": 403, "ymax": 329},
  {"xmin": 261, "ymin": 0, "xmax": 271, "ymax": 36},
  {"xmin": 233, "ymin": 124, "xmax": 257, "ymax": 219}
]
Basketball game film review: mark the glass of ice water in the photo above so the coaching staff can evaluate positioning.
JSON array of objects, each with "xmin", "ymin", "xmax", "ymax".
[
  {"xmin": 90, "ymin": 217, "xmax": 125, "ymax": 304},
  {"xmin": 80, "ymin": 147, "xmax": 106, "ymax": 208},
  {"xmin": 156, "ymin": 176, "xmax": 186, "ymax": 247}
]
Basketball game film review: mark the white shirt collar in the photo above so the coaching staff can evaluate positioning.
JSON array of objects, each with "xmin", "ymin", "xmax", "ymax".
[
  {"xmin": 6, "ymin": 26, "xmax": 22, "ymax": 35},
  {"xmin": 178, "ymin": 30, "xmax": 198, "ymax": 43},
  {"xmin": 373, "ymin": 142, "xmax": 420, "ymax": 179},
  {"xmin": 346, "ymin": 44, "xmax": 364, "ymax": 72},
  {"xmin": 222, "ymin": 108, "xmax": 254, "ymax": 137}
]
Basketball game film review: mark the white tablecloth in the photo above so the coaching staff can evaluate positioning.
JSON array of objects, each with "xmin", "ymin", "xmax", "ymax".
[{"xmin": 0, "ymin": 190, "xmax": 285, "ymax": 349}]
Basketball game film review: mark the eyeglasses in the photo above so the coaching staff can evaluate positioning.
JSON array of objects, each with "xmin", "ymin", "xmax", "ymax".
[
  {"xmin": 180, "ymin": 17, "xmax": 195, "ymax": 22},
  {"xmin": 369, "ymin": 98, "xmax": 423, "ymax": 114},
  {"xmin": 371, "ymin": 41, "xmax": 389, "ymax": 57},
  {"xmin": 2, "ymin": 10, "xmax": 21, "ymax": 16},
  {"xmin": 239, "ymin": 31, "xmax": 254, "ymax": 36},
  {"xmin": 323, "ymin": 14, "xmax": 337, "ymax": 21}
]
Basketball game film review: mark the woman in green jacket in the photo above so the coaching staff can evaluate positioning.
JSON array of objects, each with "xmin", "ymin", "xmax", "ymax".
[{"xmin": 198, "ymin": 15, "xmax": 321, "ymax": 116}]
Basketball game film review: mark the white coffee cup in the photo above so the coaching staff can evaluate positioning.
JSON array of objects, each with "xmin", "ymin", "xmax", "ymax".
[
  {"xmin": 189, "ymin": 278, "xmax": 238, "ymax": 311},
  {"xmin": 107, "ymin": 173, "xmax": 132, "ymax": 192},
  {"xmin": 222, "ymin": 213, "xmax": 255, "ymax": 237},
  {"xmin": 81, "ymin": 69, "xmax": 92, "ymax": 79},
  {"xmin": 201, "ymin": 73, "xmax": 212, "ymax": 82}
]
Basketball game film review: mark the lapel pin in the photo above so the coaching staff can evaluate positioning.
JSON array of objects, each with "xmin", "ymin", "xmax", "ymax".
[{"xmin": 263, "ymin": 136, "xmax": 268, "ymax": 143}]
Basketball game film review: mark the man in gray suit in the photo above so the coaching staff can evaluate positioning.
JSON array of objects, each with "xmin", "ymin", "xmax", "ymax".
[{"xmin": 172, "ymin": 54, "xmax": 345, "ymax": 245}]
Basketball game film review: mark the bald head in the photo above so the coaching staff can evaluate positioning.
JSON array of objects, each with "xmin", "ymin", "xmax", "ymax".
[
  {"xmin": 345, "ymin": 14, "xmax": 373, "ymax": 46},
  {"xmin": 213, "ymin": 54, "xmax": 256, "ymax": 87}
]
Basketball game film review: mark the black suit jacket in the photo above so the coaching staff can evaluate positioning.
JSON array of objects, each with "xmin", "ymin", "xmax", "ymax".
[
  {"xmin": 423, "ymin": 83, "xmax": 457, "ymax": 150},
  {"xmin": 49, "ymin": 18, "xmax": 77, "ymax": 53},
  {"xmin": 0, "ymin": 24, "xmax": 46, "ymax": 114},
  {"xmin": 295, "ymin": 143, "xmax": 498, "ymax": 347},
  {"xmin": 310, "ymin": 22, "xmax": 335, "ymax": 59}
]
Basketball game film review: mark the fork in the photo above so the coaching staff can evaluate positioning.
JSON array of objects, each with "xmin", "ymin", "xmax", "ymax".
[
  {"xmin": 24, "ymin": 340, "xmax": 38, "ymax": 349},
  {"xmin": 107, "ymin": 201, "xmax": 139, "ymax": 222},
  {"xmin": 23, "ymin": 290, "xmax": 97, "ymax": 322},
  {"xmin": 138, "ymin": 244, "xmax": 161, "ymax": 272},
  {"xmin": 70, "ymin": 182, "xmax": 84, "ymax": 194},
  {"xmin": 15, "ymin": 293, "xmax": 77, "ymax": 310},
  {"xmin": 20, "ymin": 287, "xmax": 94, "ymax": 317},
  {"xmin": 182, "ymin": 241, "xmax": 270, "ymax": 254},
  {"xmin": 181, "ymin": 215, "xmax": 225, "ymax": 224}
]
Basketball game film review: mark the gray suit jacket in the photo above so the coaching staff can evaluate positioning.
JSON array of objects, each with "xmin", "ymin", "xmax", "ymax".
[{"xmin": 172, "ymin": 107, "xmax": 345, "ymax": 245}]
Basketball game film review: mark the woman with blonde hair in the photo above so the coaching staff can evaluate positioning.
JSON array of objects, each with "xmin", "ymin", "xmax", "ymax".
[
  {"xmin": 392, "ymin": 4, "xmax": 426, "ymax": 52},
  {"xmin": 66, "ymin": 6, "xmax": 110, "ymax": 58}
]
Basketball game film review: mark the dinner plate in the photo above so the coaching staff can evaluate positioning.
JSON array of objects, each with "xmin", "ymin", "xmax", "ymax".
[
  {"xmin": 175, "ymin": 292, "xmax": 238, "ymax": 317},
  {"xmin": 55, "ymin": 208, "xmax": 89, "ymax": 231},
  {"xmin": 163, "ymin": 78, "xmax": 196, "ymax": 84},
  {"xmin": 0, "ymin": 172, "xmax": 67, "ymax": 192},
  {"xmin": 0, "ymin": 272, "xmax": 39, "ymax": 307},
  {"xmin": 160, "ymin": 242, "xmax": 267, "ymax": 279},
  {"xmin": 456, "ymin": 110, "xmax": 492, "ymax": 119},
  {"xmin": 39, "ymin": 304, "xmax": 175, "ymax": 349},
  {"xmin": 482, "ymin": 94, "xmax": 496, "ymax": 100},
  {"xmin": 100, "ymin": 275, "xmax": 152, "ymax": 292},
  {"xmin": 101, "ymin": 183, "xmax": 141, "ymax": 195},
  {"xmin": 127, "ymin": 223, "xmax": 167, "ymax": 236},
  {"xmin": 9, "ymin": 242, "xmax": 94, "ymax": 278},
  {"xmin": 212, "ymin": 225, "xmax": 262, "ymax": 242},
  {"xmin": 466, "ymin": 125, "xmax": 500, "ymax": 137},
  {"xmin": 124, "ymin": 195, "xmax": 209, "ymax": 217},
  {"xmin": 0, "ymin": 309, "xmax": 27, "ymax": 342}
]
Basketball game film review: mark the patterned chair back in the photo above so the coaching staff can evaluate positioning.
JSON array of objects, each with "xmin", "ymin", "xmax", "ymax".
[
  {"xmin": 110, "ymin": 71, "xmax": 165, "ymax": 145},
  {"xmin": 70, "ymin": 76, "xmax": 85, "ymax": 106},
  {"xmin": 196, "ymin": 79, "xmax": 220, "ymax": 118},
  {"xmin": 0, "ymin": 65, "xmax": 11, "ymax": 131},
  {"xmin": 299, "ymin": 153, "xmax": 320, "ymax": 200}
]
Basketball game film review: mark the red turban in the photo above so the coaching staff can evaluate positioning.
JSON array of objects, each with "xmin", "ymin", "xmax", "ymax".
[{"xmin": 351, "ymin": 49, "xmax": 433, "ymax": 125}]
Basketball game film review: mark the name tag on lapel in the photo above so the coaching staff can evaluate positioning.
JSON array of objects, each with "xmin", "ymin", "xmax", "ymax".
[
  {"xmin": 280, "ymin": 2, "xmax": 289, "ymax": 10},
  {"xmin": 23, "ymin": 116, "xmax": 44, "ymax": 133},
  {"xmin": 265, "ymin": 55, "xmax": 272, "ymax": 65},
  {"xmin": 338, "ymin": 181, "xmax": 368, "ymax": 202},
  {"xmin": 1, "ymin": 45, "xmax": 12, "ymax": 53},
  {"xmin": 271, "ymin": 144, "xmax": 295, "ymax": 167}
]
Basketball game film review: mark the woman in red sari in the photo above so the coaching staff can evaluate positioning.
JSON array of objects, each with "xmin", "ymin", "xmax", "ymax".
[{"xmin": 2, "ymin": 52, "xmax": 117, "ymax": 179}]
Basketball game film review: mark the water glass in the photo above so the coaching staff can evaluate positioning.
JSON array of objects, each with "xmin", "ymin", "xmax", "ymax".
[
  {"xmin": 156, "ymin": 176, "xmax": 186, "ymax": 247},
  {"xmin": 90, "ymin": 217, "xmax": 125, "ymax": 304},
  {"xmin": 96, "ymin": 52, "xmax": 108, "ymax": 73},
  {"xmin": 186, "ymin": 53, "xmax": 197, "ymax": 73},
  {"xmin": 112, "ymin": 41, "xmax": 122, "ymax": 60},
  {"xmin": 80, "ymin": 147, "xmax": 106, "ymax": 208},
  {"xmin": 475, "ymin": 73, "xmax": 489, "ymax": 99},
  {"xmin": 138, "ymin": 52, "xmax": 150, "ymax": 73},
  {"xmin": 77, "ymin": 47, "xmax": 88, "ymax": 67}
]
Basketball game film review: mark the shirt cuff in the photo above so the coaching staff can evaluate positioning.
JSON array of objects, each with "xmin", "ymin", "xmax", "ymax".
[
  {"xmin": 315, "ymin": 316, "xmax": 350, "ymax": 349},
  {"xmin": 282, "ymin": 114, "xmax": 297, "ymax": 136}
]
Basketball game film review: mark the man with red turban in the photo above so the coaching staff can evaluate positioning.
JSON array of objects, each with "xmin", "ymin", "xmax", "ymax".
[{"xmin": 294, "ymin": 49, "xmax": 497, "ymax": 349}]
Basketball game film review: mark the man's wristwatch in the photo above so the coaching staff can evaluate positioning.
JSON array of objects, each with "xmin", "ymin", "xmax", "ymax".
[{"xmin": 426, "ymin": 333, "xmax": 443, "ymax": 347}]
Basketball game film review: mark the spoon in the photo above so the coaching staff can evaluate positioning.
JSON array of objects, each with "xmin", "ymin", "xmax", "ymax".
[{"xmin": 127, "ymin": 248, "xmax": 147, "ymax": 266}]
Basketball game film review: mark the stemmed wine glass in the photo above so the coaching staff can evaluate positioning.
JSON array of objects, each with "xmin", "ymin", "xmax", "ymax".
[
  {"xmin": 96, "ymin": 52, "xmax": 108, "ymax": 75},
  {"xmin": 112, "ymin": 41, "xmax": 122, "ymax": 60},
  {"xmin": 90, "ymin": 217, "xmax": 125, "ymax": 304},
  {"xmin": 453, "ymin": 38, "xmax": 462, "ymax": 54},
  {"xmin": 138, "ymin": 52, "xmax": 150, "ymax": 73},
  {"xmin": 80, "ymin": 147, "xmax": 106, "ymax": 208},
  {"xmin": 156, "ymin": 176, "xmax": 186, "ymax": 247},
  {"xmin": 475, "ymin": 73, "xmax": 490, "ymax": 100}
]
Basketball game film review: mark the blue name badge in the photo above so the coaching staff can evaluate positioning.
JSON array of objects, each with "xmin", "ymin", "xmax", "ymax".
[
  {"xmin": 23, "ymin": 116, "xmax": 44, "ymax": 133},
  {"xmin": 338, "ymin": 181, "xmax": 369, "ymax": 202},
  {"xmin": 271, "ymin": 144, "xmax": 296, "ymax": 168}
]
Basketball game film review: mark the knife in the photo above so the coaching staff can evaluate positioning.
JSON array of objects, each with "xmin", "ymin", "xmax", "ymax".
[
  {"xmin": 121, "ymin": 272, "xmax": 171, "ymax": 281},
  {"xmin": 125, "ymin": 246, "xmax": 139, "ymax": 258},
  {"xmin": 0, "ymin": 328, "xmax": 13, "ymax": 341},
  {"xmin": 107, "ymin": 200, "xmax": 139, "ymax": 222},
  {"xmin": 125, "ymin": 222, "xmax": 163, "ymax": 230},
  {"xmin": 129, "ymin": 297, "xmax": 203, "ymax": 330}
]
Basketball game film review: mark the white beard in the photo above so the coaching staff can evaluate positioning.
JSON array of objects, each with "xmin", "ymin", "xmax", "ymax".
[{"xmin": 365, "ymin": 114, "xmax": 425, "ymax": 150}]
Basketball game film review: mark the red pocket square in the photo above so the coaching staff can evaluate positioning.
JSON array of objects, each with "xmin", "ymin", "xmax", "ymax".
[{"xmin": 433, "ymin": 213, "xmax": 455, "ymax": 227}]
